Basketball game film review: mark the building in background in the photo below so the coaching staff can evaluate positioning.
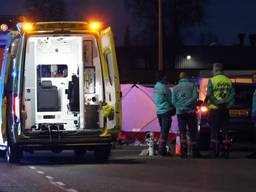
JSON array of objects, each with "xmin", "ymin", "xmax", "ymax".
[{"xmin": 116, "ymin": 35, "xmax": 256, "ymax": 84}]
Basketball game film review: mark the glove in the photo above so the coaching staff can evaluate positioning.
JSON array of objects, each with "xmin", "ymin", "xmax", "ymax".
[{"xmin": 103, "ymin": 103, "xmax": 114, "ymax": 120}]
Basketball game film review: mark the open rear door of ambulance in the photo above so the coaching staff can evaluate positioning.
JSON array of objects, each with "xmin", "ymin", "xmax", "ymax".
[{"xmin": 100, "ymin": 27, "xmax": 121, "ymax": 135}]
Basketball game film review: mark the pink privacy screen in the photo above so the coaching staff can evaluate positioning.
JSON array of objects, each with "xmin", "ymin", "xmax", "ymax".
[{"xmin": 121, "ymin": 84, "xmax": 178, "ymax": 134}]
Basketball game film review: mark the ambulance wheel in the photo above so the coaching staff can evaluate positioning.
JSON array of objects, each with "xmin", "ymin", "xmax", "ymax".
[
  {"xmin": 6, "ymin": 143, "xmax": 22, "ymax": 163},
  {"xmin": 74, "ymin": 149, "xmax": 86, "ymax": 159},
  {"xmin": 0, "ymin": 150, "xmax": 5, "ymax": 158},
  {"xmin": 94, "ymin": 145, "xmax": 111, "ymax": 162}
]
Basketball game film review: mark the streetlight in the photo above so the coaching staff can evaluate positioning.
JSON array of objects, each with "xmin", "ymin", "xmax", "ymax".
[{"xmin": 186, "ymin": 55, "xmax": 191, "ymax": 60}]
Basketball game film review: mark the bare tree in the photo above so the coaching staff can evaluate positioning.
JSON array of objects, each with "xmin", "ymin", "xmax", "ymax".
[
  {"xmin": 125, "ymin": 0, "xmax": 206, "ymax": 69},
  {"xmin": 125, "ymin": 0, "xmax": 206, "ymax": 46}
]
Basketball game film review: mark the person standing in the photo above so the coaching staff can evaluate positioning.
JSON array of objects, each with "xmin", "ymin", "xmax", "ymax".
[
  {"xmin": 252, "ymin": 73, "xmax": 256, "ymax": 143},
  {"xmin": 172, "ymin": 72, "xmax": 200, "ymax": 158},
  {"xmin": 207, "ymin": 63, "xmax": 235, "ymax": 158},
  {"xmin": 153, "ymin": 71, "xmax": 175, "ymax": 156}
]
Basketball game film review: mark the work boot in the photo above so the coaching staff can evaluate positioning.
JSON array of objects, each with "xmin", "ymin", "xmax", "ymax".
[
  {"xmin": 158, "ymin": 142, "xmax": 167, "ymax": 156},
  {"xmin": 180, "ymin": 145, "xmax": 188, "ymax": 159},
  {"xmin": 192, "ymin": 145, "xmax": 202, "ymax": 158},
  {"xmin": 208, "ymin": 142, "xmax": 219, "ymax": 158},
  {"xmin": 220, "ymin": 145, "xmax": 230, "ymax": 159},
  {"xmin": 220, "ymin": 150, "xmax": 229, "ymax": 159},
  {"xmin": 159, "ymin": 148, "xmax": 167, "ymax": 156}
]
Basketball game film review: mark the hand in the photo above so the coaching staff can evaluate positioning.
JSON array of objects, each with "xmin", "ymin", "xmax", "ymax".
[{"xmin": 99, "ymin": 101, "xmax": 107, "ymax": 107}]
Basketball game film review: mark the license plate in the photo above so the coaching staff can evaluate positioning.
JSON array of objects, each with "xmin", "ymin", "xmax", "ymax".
[{"xmin": 229, "ymin": 109, "xmax": 249, "ymax": 117}]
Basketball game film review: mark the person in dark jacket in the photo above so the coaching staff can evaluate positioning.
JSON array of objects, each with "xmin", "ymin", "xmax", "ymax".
[
  {"xmin": 153, "ymin": 71, "xmax": 175, "ymax": 156},
  {"xmin": 172, "ymin": 72, "xmax": 200, "ymax": 158},
  {"xmin": 252, "ymin": 73, "xmax": 256, "ymax": 122}
]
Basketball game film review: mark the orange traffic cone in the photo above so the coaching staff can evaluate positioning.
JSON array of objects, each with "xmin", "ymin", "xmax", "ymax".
[{"xmin": 175, "ymin": 134, "xmax": 181, "ymax": 156}]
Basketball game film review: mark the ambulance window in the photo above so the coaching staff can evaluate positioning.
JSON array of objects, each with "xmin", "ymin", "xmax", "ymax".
[
  {"xmin": 37, "ymin": 64, "xmax": 68, "ymax": 78},
  {"xmin": 84, "ymin": 66, "xmax": 95, "ymax": 94},
  {"xmin": 10, "ymin": 38, "xmax": 20, "ymax": 92},
  {"xmin": 106, "ymin": 53, "xmax": 114, "ymax": 85},
  {"xmin": 83, "ymin": 40, "xmax": 93, "ymax": 66},
  {"xmin": 10, "ymin": 39, "xmax": 19, "ymax": 58}
]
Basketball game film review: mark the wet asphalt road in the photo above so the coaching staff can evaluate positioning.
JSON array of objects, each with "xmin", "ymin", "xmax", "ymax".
[{"xmin": 1, "ymin": 146, "xmax": 256, "ymax": 192}]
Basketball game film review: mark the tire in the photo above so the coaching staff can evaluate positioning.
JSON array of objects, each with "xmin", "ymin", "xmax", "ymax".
[
  {"xmin": 6, "ymin": 142, "xmax": 22, "ymax": 163},
  {"xmin": 94, "ymin": 145, "xmax": 111, "ymax": 162},
  {"xmin": 0, "ymin": 150, "xmax": 5, "ymax": 158},
  {"xmin": 74, "ymin": 149, "xmax": 86, "ymax": 159}
]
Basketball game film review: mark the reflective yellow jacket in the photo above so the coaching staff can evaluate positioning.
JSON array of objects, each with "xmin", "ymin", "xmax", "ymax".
[{"xmin": 207, "ymin": 72, "xmax": 235, "ymax": 109}]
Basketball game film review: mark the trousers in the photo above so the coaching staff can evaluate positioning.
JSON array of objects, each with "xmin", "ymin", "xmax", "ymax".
[
  {"xmin": 208, "ymin": 108, "xmax": 230, "ymax": 155},
  {"xmin": 157, "ymin": 111, "xmax": 172, "ymax": 152}
]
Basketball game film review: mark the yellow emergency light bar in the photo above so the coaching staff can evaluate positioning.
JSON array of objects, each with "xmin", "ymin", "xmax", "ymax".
[{"xmin": 17, "ymin": 21, "xmax": 104, "ymax": 33}]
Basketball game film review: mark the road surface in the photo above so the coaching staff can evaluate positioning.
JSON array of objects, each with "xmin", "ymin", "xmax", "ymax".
[{"xmin": 0, "ymin": 146, "xmax": 256, "ymax": 192}]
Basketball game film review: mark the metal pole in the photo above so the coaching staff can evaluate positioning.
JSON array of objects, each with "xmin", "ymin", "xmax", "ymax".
[{"xmin": 158, "ymin": 0, "xmax": 164, "ymax": 71}]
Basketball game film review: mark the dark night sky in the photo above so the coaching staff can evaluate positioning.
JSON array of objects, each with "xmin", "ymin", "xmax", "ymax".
[
  {"xmin": 1, "ymin": 0, "xmax": 256, "ymax": 46},
  {"xmin": 198, "ymin": 0, "xmax": 256, "ymax": 45}
]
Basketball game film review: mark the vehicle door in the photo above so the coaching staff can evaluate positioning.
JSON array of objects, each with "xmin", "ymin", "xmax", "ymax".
[{"xmin": 100, "ymin": 27, "xmax": 121, "ymax": 133}]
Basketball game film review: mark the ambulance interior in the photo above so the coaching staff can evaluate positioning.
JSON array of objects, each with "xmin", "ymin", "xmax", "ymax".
[{"xmin": 23, "ymin": 34, "xmax": 104, "ymax": 132}]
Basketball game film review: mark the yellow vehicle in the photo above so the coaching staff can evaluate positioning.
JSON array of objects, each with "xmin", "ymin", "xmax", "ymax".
[{"xmin": 0, "ymin": 21, "xmax": 121, "ymax": 163}]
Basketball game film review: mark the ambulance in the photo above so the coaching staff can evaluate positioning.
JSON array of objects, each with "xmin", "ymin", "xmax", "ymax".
[{"xmin": 0, "ymin": 21, "xmax": 121, "ymax": 163}]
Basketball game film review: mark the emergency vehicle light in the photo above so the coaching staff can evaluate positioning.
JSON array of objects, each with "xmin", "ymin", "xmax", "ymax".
[
  {"xmin": 14, "ymin": 96, "xmax": 20, "ymax": 120},
  {"xmin": 22, "ymin": 23, "xmax": 33, "ymax": 31},
  {"xmin": 88, "ymin": 21, "xmax": 102, "ymax": 31},
  {"xmin": 0, "ymin": 24, "xmax": 8, "ymax": 32},
  {"xmin": 200, "ymin": 106, "xmax": 208, "ymax": 113}
]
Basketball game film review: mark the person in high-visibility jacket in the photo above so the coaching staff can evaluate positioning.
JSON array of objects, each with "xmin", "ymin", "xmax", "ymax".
[
  {"xmin": 153, "ymin": 71, "xmax": 175, "ymax": 156},
  {"xmin": 172, "ymin": 72, "xmax": 201, "ymax": 158},
  {"xmin": 206, "ymin": 63, "xmax": 235, "ymax": 158}
]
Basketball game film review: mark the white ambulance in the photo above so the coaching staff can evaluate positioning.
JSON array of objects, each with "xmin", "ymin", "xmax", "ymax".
[{"xmin": 0, "ymin": 21, "xmax": 121, "ymax": 163}]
